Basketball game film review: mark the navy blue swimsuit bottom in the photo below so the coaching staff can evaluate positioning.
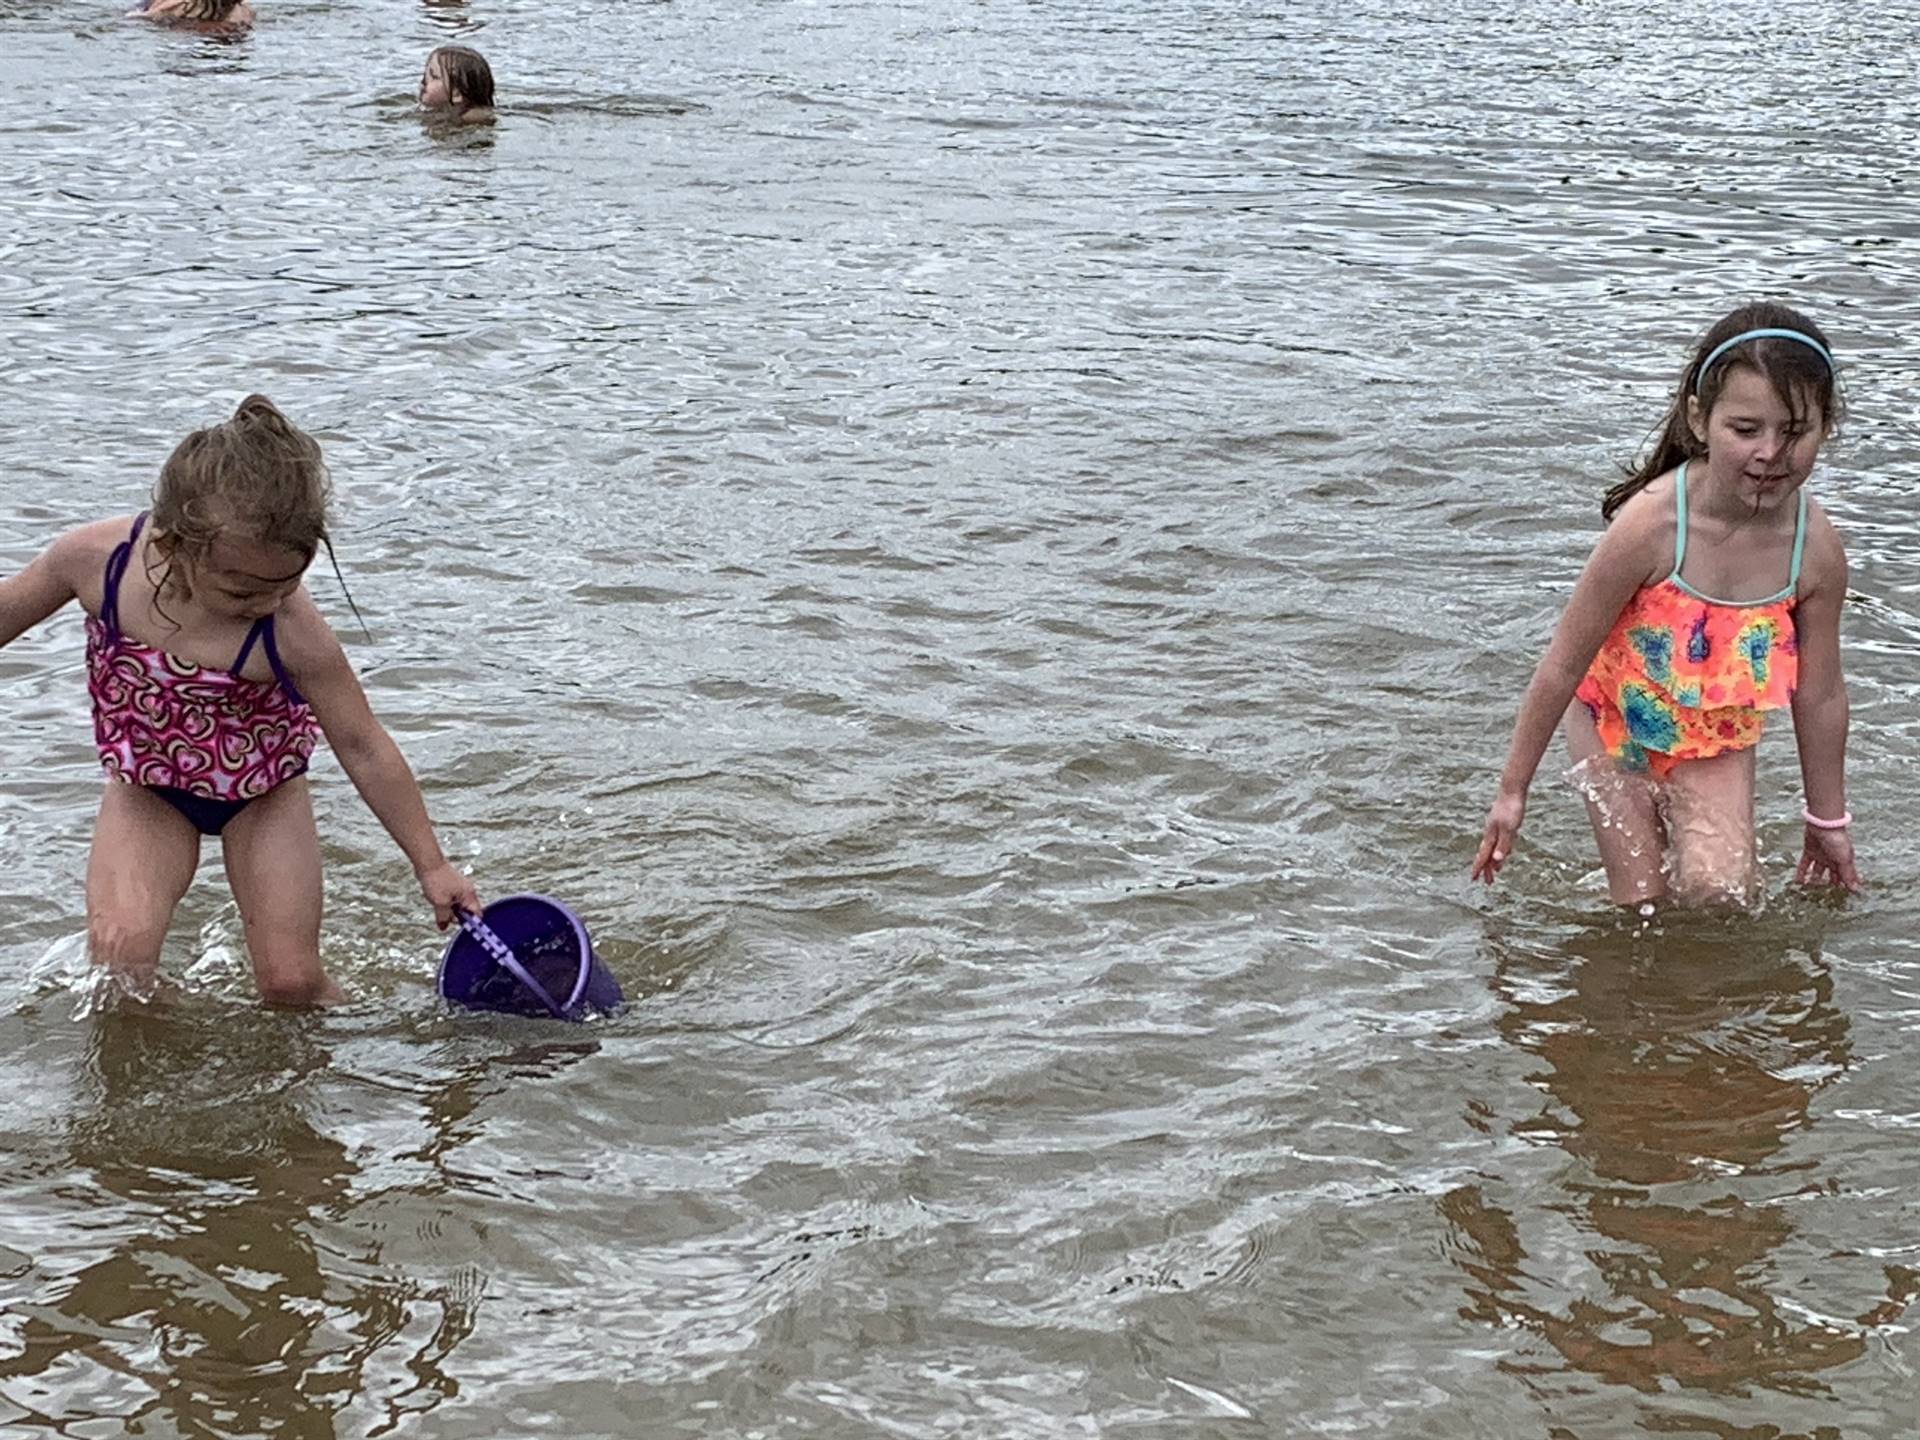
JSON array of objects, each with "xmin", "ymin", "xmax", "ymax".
[{"xmin": 150, "ymin": 773, "xmax": 307, "ymax": 837}]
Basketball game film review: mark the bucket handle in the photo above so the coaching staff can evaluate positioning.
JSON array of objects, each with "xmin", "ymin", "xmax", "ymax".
[{"xmin": 454, "ymin": 907, "xmax": 570, "ymax": 1019}]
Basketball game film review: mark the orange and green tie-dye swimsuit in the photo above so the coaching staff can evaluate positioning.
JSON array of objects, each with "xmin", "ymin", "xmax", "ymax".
[{"xmin": 1574, "ymin": 461, "xmax": 1805, "ymax": 780}]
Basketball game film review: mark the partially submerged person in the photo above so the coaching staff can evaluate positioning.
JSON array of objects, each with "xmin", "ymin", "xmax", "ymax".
[
  {"xmin": 132, "ymin": 0, "xmax": 254, "ymax": 30},
  {"xmin": 1472, "ymin": 301, "xmax": 1858, "ymax": 909},
  {"xmin": 0, "ymin": 395, "xmax": 482, "ymax": 1005},
  {"xmin": 419, "ymin": 45, "xmax": 496, "ymax": 123}
]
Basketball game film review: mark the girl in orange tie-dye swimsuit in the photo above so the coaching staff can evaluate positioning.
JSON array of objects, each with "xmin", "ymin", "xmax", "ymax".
[
  {"xmin": 1473, "ymin": 302, "xmax": 1860, "ymax": 907},
  {"xmin": 1573, "ymin": 461, "xmax": 1804, "ymax": 782}
]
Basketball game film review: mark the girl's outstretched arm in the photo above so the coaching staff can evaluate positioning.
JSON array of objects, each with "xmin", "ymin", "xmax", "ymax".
[
  {"xmin": 1471, "ymin": 497, "xmax": 1665, "ymax": 884},
  {"xmin": 0, "ymin": 530, "xmax": 87, "ymax": 650},
  {"xmin": 277, "ymin": 592, "xmax": 481, "ymax": 928},
  {"xmin": 1789, "ymin": 507, "xmax": 1858, "ymax": 891}
]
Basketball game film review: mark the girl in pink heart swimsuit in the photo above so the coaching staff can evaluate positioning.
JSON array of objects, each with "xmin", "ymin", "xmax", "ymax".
[
  {"xmin": 89, "ymin": 508, "xmax": 319, "ymax": 822},
  {"xmin": 0, "ymin": 395, "xmax": 480, "ymax": 1004}
]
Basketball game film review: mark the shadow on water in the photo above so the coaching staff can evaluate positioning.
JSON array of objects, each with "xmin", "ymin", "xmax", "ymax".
[
  {"xmin": 152, "ymin": 38, "xmax": 253, "ymax": 75},
  {"xmin": 416, "ymin": 112, "xmax": 497, "ymax": 148},
  {"xmin": 1440, "ymin": 912, "xmax": 1919, "ymax": 1435},
  {"xmin": 501, "ymin": 95, "xmax": 705, "ymax": 120},
  {"xmin": 399, "ymin": 1032, "xmax": 604, "ymax": 1197},
  {"xmin": 0, "ymin": 1004, "xmax": 516, "ymax": 1438},
  {"xmin": 364, "ymin": 92, "xmax": 701, "ymax": 142}
]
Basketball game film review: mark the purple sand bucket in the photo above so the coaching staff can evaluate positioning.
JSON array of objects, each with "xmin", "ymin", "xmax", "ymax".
[{"xmin": 438, "ymin": 895, "xmax": 624, "ymax": 1021}]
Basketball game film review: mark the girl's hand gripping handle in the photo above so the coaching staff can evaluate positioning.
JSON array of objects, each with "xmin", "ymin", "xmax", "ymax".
[
  {"xmin": 419, "ymin": 862, "xmax": 481, "ymax": 930},
  {"xmin": 1472, "ymin": 790, "xmax": 1526, "ymax": 884}
]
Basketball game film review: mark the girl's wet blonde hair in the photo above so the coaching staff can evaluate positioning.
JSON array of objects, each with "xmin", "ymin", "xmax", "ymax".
[
  {"xmin": 152, "ymin": 394, "xmax": 332, "ymax": 567},
  {"xmin": 143, "ymin": 395, "xmax": 348, "ymax": 626}
]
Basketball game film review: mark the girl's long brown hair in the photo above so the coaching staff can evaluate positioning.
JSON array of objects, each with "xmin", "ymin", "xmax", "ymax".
[
  {"xmin": 431, "ymin": 46, "xmax": 496, "ymax": 110},
  {"xmin": 1601, "ymin": 301, "xmax": 1841, "ymax": 522}
]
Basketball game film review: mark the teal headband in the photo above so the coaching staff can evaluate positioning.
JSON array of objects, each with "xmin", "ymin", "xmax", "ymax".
[{"xmin": 1694, "ymin": 327, "xmax": 1834, "ymax": 394}]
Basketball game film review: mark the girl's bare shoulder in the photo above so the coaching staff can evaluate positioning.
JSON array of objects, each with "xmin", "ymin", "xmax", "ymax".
[
  {"xmin": 45, "ymin": 516, "xmax": 141, "ymax": 611},
  {"xmin": 269, "ymin": 586, "xmax": 349, "ymax": 674},
  {"xmin": 1595, "ymin": 472, "xmax": 1679, "ymax": 585},
  {"xmin": 48, "ymin": 516, "xmax": 140, "ymax": 568}
]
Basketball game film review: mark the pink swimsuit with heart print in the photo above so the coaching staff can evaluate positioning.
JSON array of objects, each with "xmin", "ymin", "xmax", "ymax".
[{"xmin": 86, "ymin": 512, "xmax": 320, "ymax": 803}]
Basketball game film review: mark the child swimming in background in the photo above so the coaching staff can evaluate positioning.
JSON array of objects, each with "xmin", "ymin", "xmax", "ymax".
[
  {"xmin": 1472, "ymin": 301, "xmax": 1858, "ymax": 908},
  {"xmin": 0, "ymin": 396, "xmax": 480, "ymax": 1005},
  {"xmin": 419, "ymin": 45, "xmax": 496, "ymax": 122},
  {"xmin": 132, "ymin": 0, "xmax": 254, "ymax": 30}
]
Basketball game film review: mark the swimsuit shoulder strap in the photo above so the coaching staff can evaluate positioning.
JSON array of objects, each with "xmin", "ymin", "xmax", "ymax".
[
  {"xmin": 100, "ymin": 512, "xmax": 148, "ymax": 637},
  {"xmin": 230, "ymin": 617, "xmax": 267, "ymax": 675},
  {"xmin": 1788, "ymin": 487, "xmax": 1810, "ymax": 590},
  {"xmin": 262, "ymin": 618, "xmax": 308, "ymax": 706},
  {"xmin": 1669, "ymin": 465, "xmax": 1808, "ymax": 605},
  {"xmin": 232, "ymin": 616, "xmax": 308, "ymax": 707},
  {"xmin": 1668, "ymin": 461, "xmax": 1690, "ymax": 577}
]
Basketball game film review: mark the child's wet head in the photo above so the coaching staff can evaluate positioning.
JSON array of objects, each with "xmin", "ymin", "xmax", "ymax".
[
  {"xmin": 135, "ymin": 0, "xmax": 254, "ymax": 28},
  {"xmin": 420, "ymin": 45, "xmax": 494, "ymax": 112},
  {"xmin": 1686, "ymin": 304, "xmax": 1839, "ymax": 440},
  {"xmin": 1602, "ymin": 301, "xmax": 1841, "ymax": 523},
  {"xmin": 150, "ymin": 395, "xmax": 332, "ymax": 608}
]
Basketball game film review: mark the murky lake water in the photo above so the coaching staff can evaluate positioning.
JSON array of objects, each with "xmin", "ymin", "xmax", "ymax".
[{"xmin": 4, "ymin": 0, "xmax": 1920, "ymax": 1434}]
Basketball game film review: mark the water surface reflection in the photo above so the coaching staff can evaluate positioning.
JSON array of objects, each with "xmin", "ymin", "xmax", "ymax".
[
  {"xmin": 0, "ymin": 1008, "xmax": 487, "ymax": 1437},
  {"xmin": 1443, "ymin": 920, "xmax": 1918, "ymax": 1433}
]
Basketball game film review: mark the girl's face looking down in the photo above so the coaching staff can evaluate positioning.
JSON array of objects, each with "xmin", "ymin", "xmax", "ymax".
[
  {"xmin": 186, "ymin": 537, "xmax": 311, "ymax": 621},
  {"xmin": 1690, "ymin": 366, "xmax": 1826, "ymax": 514}
]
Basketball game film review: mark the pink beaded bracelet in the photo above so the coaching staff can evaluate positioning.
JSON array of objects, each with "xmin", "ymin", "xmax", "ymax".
[{"xmin": 1802, "ymin": 808, "xmax": 1852, "ymax": 830}]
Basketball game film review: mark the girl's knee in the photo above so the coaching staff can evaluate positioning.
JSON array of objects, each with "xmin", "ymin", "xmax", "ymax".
[
  {"xmin": 1672, "ymin": 869, "xmax": 1758, "ymax": 909},
  {"xmin": 1669, "ymin": 846, "xmax": 1758, "ymax": 908},
  {"xmin": 87, "ymin": 911, "xmax": 168, "ymax": 970},
  {"xmin": 248, "ymin": 940, "xmax": 341, "ymax": 1007},
  {"xmin": 1608, "ymin": 873, "xmax": 1667, "ymax": 908},
  {"xmin": 1664, "ymin": 793, "xmax": 1756, "ymax": 908},
  {"xmin": 256, "ymin": 970, "xmax": 343, "ymax": 1007}
]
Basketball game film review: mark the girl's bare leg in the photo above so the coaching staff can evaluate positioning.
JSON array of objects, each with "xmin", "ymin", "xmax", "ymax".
[
  {"xmin": 1564, "ymin": 702, "xmax": 1667, "ymax": 907},
  {"xmin": 86, "ymin": 782, "xmax": 201, "ymax": 988},
  {"xmin": 219, "ymin": 776, "xmax": 344, "ymax": 1007},
  {"xmin": 1662, "ymin": 746, "xmax": 1759, "ymax": 908}
]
